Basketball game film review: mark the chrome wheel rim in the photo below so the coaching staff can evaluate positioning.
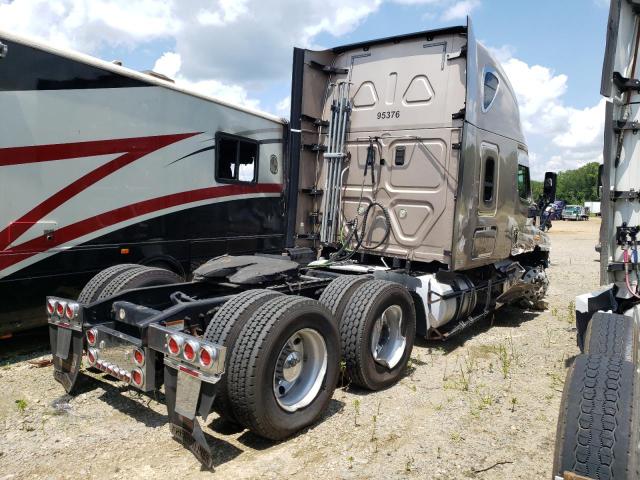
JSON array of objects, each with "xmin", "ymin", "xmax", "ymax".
[
  {"xmin": 273, "ymin": 328, "xmax": 327, "ymax": 412},
  {"xmin": 370, "ymin": 304, "xmax": 405, "ymax": 369}
]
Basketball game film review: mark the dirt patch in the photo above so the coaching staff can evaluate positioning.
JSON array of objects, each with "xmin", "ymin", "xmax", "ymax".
[{"xmin": 0, "ymin": 219, "xmax": 600, "ymax": 479}]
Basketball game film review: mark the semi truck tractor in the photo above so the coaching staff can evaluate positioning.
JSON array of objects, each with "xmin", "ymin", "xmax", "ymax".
[
  {"xmin": 553, "ymin": 1, "xmax": 640, "ymax": 479},
  {"xmin": 7, "ymin": 17, "xmax": 555, "ymax": 467}
]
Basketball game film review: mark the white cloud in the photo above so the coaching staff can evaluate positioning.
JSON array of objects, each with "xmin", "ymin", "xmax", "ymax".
[
  {"xmin": 152, "ymin": 51, "xmax": 261, "ymax": 109},
  {"xmin": 0, "ymin": 0, "xmax": 180, "ymax": 51},
  {"xmin": 553, "ymin": 99, "xmax": 606, "ymax": 149},
  {"xmin": 153, "ymin": 51, "xmax": 182, "ymax": 78},
  {"xmin": 276, "ymin": 96, "xmax": 291, "ymax": 117},
  {"xmin": 441, "ymin": 0, "xmax": 480, "ymax": 21},
  {"xmin": 495, "ymin": 48, "xmax": 604, "ymax": 177}
]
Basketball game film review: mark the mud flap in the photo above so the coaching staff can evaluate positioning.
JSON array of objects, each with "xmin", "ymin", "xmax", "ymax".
[
  {"xmin": 49, "ymin": 324, "xmax": 84, "ymax": 393},
  {"xmin": 164, "ymin": 365, "xmax": 218, "ymax": 469}
]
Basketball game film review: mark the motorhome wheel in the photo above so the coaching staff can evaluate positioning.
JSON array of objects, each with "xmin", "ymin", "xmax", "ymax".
[
  {"xmin": 96, "ymin": 267, "xmax": 183, "ymax": 300},
  {"xmin": 77, "ymin": 263, "xmax": 140, "ymax": 304}
]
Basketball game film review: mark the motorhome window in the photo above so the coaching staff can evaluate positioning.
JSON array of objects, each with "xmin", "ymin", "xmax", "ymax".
[
  {"xmin": 517, "ymin": 164, "xmax": 531, "ymax": 201},
  {"xmin": 216, "ymin": 133, "xmax": 258, "ymax": 183},
  {"xmin": 483, "ymin": 157, "xmax": 495, "ymax": 204},
  {"xmin": 483, "ymin": 71, "xmax": 499, "ymax": 111}
]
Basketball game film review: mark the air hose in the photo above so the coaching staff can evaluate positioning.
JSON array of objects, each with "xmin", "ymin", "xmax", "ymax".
[
  {"xmin": 329, "ymin": 201, "xmax": 391, "ymax": 262},
  {"xmin": 623, "ymin": 248, "xmax": 640, "ymax": 299}
]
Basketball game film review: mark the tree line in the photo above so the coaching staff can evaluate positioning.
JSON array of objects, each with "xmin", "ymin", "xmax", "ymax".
[{"xmin": 531, "ymin": 161, "xmax": 600, "ymax": 205}]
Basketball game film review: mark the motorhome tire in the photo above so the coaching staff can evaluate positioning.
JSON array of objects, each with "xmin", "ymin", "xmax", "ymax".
[
  {"xmin": 584, "ymin": 312, "xmax": 637, "ymax": 363},
  {"xmin": 204, "ymin": 289, "xmax": 283, "ymax": 422},
  {"xmin": 77, "ymin": 264, "xmax": 140, "ymax": 304},
  {"xmin": 553, "ymin": 354, "xmax": 639, "ymax": 480},
  {"xmin": 227, "ymin": 296, "xmax": 339, "ymax": 440},
  {"xmin": 318, "ymin": 274, "xmax": 372, "ymax": 321},
  {"xmin": 340, "ymin": 280, "xmax": 416, "ymax": 390},
  {"xmin": 97, "ymin": 267, "xmax": 183, "ymax": 300}
]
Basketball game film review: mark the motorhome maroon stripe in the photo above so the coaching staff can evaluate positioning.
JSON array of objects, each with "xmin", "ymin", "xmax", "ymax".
[
  {"xmin": 0, "ymin": 183, "xmax": 283, "ymax": 271},
  {"xmin": 0, "ymin": 133, "xmax": 200, "ymax": 251}
]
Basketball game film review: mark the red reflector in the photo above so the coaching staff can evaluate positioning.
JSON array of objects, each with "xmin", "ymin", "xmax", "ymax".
[
  {"xmin": 47, "ymin": 301, "xmax": 55, "ymax": 315},
  {"xmin": 120, "ymin": 248, "xmax": 130, "ymax": 255},
  {"xmin": 178, "ymin": 365, "xmax": 199, "ymax": 378},
  {"xmin": 56, "ymin": 303, "xmax": 65, "ymax": 316},
  {"xmin": 65, "ymin": 304, "xmax": 75, "ymax": 319},
  {"xmin": 131, "ymin": 369, "xmax": 143, "ymax": 386},
  {"xmin": 87, "ymin": 350, "xmax": 96, "ymax": 365},
  {"xmin": 168, "ymin": 336, "xmax": 181, "ymax": 355},
  {"xmin": 183, "ymin": 341, "xmax": 196, "ymax": 361},
  {"xmin": 133, "ymin": 349, "xmax": 144, "ymax": 366}
]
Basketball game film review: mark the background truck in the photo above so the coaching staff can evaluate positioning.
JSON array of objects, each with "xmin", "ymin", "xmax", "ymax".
[
  {"xmin": 585, "ymin": 200, "xmax": 602, "ymax": 216},
  {"xmin": 553, "ymin": 1, "xmax": 640, "ymax": 479},
  {"xmin": 38, "ymin": 18, "xmax": 556, "ymax": 468},
  {"xmin": 562, "ymin": 204, "xmax": 589, "ymax": 221}
]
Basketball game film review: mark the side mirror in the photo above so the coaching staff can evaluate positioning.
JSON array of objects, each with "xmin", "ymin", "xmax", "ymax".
[
  {"xmin": 543, "ymin": 172, "xmax": 557, "ymax": 203},
  {"xmin": 598, "ymin": 164, "xmax": 603, "ymax": 199}
]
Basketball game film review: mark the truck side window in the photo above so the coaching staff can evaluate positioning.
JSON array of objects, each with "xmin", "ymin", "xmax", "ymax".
[
  {"xmin": 216, "ymin": 132, "xmax": 258, "ymax": 183},
  {"xmin": 483, "ymin": 157, "xmax": 495, "ymax": 204},
  {"xmin": 518, "ymin": 164, "xmax": 531, "ymax": 201},
  {"xmin": 483, "ymin": 70, "xmax": 499, "ymax": 111}
]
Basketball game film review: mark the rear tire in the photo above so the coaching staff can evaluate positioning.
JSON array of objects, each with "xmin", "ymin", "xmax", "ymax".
[
  {"xmin": 584, "ymin": 312, "xmax": 637, "ymax": 363},
  {"xmin": 340, "ymin": 280, "xmax": 416, "ymax": 390},
  {"xmin": 77, "ymin": 264, "xmax": 139, "ymax": 304},
  {"xmin": 228, "ymin": 296, "xmax": 340, "ymax": 440},
  {"xmin": 203, "ymin": 289, "xmax": 282, "ymax": 422},
  {"xmin": 97, "ymin": 266, "xmax": 183, "ymax": 300},
  {"xmin": 319, "ymin": 274, "xmax": 372, "ymax": 321},
  {"xmin": 553, "ymin": 354, "xmax": 639, "ymax": 479}
]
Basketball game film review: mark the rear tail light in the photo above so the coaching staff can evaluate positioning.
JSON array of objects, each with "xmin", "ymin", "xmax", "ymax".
[
  {"xmin": 183, "ymin": 340, "xmax": 198, "ymax": 362},
  {"xmin": 131, "ymin": 368, "xmax": 144, "ymax": 387},
  {"xmin": 86, "ymin": 328, "xmax": 97, "ymax": 346},
  {"xmin": 199, "ymin": 345, "xmax": 215, "ymax": 369},
  {"xmin": 167, "ymin": 334, "xmax": 183, "ymax": 356},
  {"xmin": 65, "ymin": 302, "xmax": 78, "ymax": 320},
  {"xmin": 87, "ymin": 348, "xmax": 98, "ymax": 366},
  {"xmin": 56, "ymin": 301, "xmax": 66, "ymax": 317},
  {"xmin": 46, "ymin": 299, "xmax": 56, "ymax": 315},
  {"xmin": 133, "ymin": 348, "xmax": 145, "ymax": 366}
]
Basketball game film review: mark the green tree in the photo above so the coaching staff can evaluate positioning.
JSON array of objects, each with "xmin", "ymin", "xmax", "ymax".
[{"xmin": 553, "ymin": 162, "xmax": 600, "ymax": 205}]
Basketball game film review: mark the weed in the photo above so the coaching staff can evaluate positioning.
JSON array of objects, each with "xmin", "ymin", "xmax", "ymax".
[
  {"xmin": 15, "ymin": 399, "xmax": 27, "ymax": 413},
  {"xmin": 459, "ymin": 363, "xmax": 470, "ymax": 391},
  {"xmin": 405, "ymin": 456, "xmax": 415, "ymax": 472},
  {"xmin": 480, "ymin": 394, "xmax": 494, "ymax": 408},
  {"xmin": 353, "ymin": 399, "xmax": 361, "ymax": 427},
  {"xmin": 510, "ymin": 397, "xmax": 518, "ymax": 412},
  {"xmin": 567, "ymin": 301, "xmax": 576, "ymax": 324},
  {"xmin": 347, "ymin": 456, "xmax": 354, "ymax": 470},
  {"xmin": 436, "ymin": 446, "xmax": 442, "ymax": 459},
  {"xmin": 496, "ymin": 344, "xmax": 511, "ymax": 379},
  {"xmin": 339, "ymin": 360, "xmax": 348, "ymax": 387},
  {"xmin": 434, "ymin": 403, "xmax": 443, "ymax": 411},
  {"xmin": 450, "ymin": 432, "xmax": 462, "ymax": 442},
  {"xmin": 551, "ymin": 306, "xmax": 559, "ymax": 318}
]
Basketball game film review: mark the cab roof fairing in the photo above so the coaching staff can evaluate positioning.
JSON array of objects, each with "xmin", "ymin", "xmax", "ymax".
[{"xmin": 465, "ymin": 17, "xmax": 527, "ymax": 146}]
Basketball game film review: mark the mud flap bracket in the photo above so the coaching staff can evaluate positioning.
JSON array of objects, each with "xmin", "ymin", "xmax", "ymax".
[
  {"xmin": 49, "ymin": 324, "xmax": 84, "ymax": 393},
  {"xmin": 164, "ymin": 364, "xmax": 218, "ymax": 469}
]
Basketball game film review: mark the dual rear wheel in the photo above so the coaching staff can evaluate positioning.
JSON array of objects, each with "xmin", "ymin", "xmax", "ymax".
[{"xmin": 206, "ymin": 276, "xmax": 416, "ymax": 440}]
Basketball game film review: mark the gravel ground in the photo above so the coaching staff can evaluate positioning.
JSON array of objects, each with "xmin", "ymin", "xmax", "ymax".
[{"xmin": 0, "ymin": 218, "xmax": 600, "ymax": 480}]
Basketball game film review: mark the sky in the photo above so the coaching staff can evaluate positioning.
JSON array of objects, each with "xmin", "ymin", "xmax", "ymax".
[{"xmin": 0, "ymin": 0, "xmax": 611, "ymax": 179}]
